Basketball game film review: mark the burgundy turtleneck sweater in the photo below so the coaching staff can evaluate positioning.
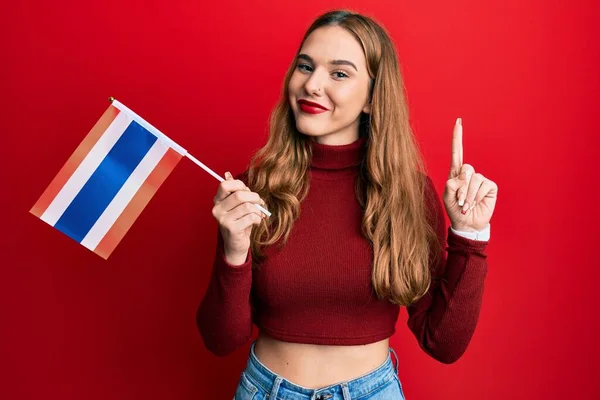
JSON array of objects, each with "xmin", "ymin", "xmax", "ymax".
[{"xmin": 196, "ymin": 136, "xmax": 489, "ymax": 364}]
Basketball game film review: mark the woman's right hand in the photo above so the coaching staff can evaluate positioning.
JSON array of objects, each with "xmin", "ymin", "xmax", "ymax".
[{"xmin": 212, "ymin": 171, "xmax": 267, "ymax": 265}]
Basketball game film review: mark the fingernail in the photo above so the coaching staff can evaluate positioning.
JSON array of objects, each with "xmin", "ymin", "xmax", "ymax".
[
  {"xmin": 469, "ymin": 203, "xmax": 476, "ymax": 211},
  {"xmin": 456, "ymin": 117, "xmax": 462, "ymax": 125},
  {"xmin": 462, "ymin": 202, "xmax": 470, "ymax": 212},
  {"xmin": 458, "ymin": 198, "xmax": 464, "ymax": 207},
  {"xmin": 461, "ymin": 209, "xmax": 467, "ymax": 215},
  {"xmin": 225, "ymin": 171, "xmax": 232, "ymax": 180}
]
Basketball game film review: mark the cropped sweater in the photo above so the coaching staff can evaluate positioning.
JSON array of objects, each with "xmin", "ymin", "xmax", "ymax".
[{"xmin": 196, "ymin": 136, "xmax": 489, "ymax": 364}]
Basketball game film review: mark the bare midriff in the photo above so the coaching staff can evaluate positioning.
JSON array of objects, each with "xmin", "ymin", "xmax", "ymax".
[{"xmin": 253, "ymin": 330, "xmax": 391, "ymax": 389}]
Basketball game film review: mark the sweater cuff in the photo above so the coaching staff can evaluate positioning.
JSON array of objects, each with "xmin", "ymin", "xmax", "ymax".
[
  {"xmin": 218, "ymin": 247, "xmax": 253, "ymax": 271},
  {"xmin": 450, "ymin": 223, "xmax": 490, "ymax": 241},
  {"xmin": 447, "ymin": 226, "xmax": 489, "ymax": 253}
]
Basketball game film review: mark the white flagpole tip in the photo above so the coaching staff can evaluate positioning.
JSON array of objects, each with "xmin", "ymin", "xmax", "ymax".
[{"xmin": 255, "ymin": 203, "xmax": 272, "ymax": 218}]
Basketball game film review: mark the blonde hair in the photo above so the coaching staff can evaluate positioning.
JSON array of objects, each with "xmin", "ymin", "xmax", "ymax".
[{"xmin": 246, "ymin": 10, "xmax": 442, "ymax": 306}]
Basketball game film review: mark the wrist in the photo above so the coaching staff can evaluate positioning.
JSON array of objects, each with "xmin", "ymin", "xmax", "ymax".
[
  {"xmin": 451, "ymin": 225, "xmax": 478, "ymax": 232},
  {"xmin": 224, "ymin": 249, "xmax": 249, "ymax": 266},
  {"xmin": 451, "ymin": 222, "xmax": 490, "ymax": 232}
]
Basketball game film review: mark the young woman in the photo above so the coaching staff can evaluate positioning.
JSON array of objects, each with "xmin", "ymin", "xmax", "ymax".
[{"xmin": 197, "ymin": 9, "xmax": 497, "ymax": 400}]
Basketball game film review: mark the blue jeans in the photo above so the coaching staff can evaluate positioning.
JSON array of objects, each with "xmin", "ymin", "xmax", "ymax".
[{"xmin": 234, "ymin": 341, "xmax": 406, "ymax": 399}]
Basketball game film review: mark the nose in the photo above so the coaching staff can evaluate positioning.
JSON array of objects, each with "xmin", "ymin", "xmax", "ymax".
[{"xmin": 303, "ymin": 68, "xmax": 327, "ymax": 96}]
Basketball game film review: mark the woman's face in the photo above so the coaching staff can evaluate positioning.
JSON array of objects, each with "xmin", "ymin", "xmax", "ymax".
[{"xmin": 288, "ymin": 26, "xmax": 372, "ymax": 145}]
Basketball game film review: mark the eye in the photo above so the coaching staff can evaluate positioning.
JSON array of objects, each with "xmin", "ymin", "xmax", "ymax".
[
  {"xmin": 332, "ymin": 70, "xmax": 349, "ymax": 80},
  {"xmin": 297, "ymin": 63, "xmax": 313, "ymax": 73}
]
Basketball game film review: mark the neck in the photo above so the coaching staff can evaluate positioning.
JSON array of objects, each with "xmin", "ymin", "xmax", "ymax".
[{"xmin": 309, "ymin": 132, "xmax": 360, "ymax": 146}]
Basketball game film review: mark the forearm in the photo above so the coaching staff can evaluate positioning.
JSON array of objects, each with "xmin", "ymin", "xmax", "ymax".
[
  {"xmin": 408, "ymin": 229, "xmax": 488, "ymax": 363},
  {"xmin": 196, "ymin": 239, "xmax": 254, "ymax": 357}
]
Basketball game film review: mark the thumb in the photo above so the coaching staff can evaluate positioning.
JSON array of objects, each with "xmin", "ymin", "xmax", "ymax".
[
  {"xmin": 225, "ymin": 170, "xmax": 251, "ymax": 191},
  {"xmin": 446, "ymin": 176, "xmax": 463, "ymax": 196}
]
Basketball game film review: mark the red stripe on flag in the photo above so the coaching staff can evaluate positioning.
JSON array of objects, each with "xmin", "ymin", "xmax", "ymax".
[
  {"xmin": 30, "ymin": 105, "xmax": 121, "ymax": 218},
  {"xmin": 93, "ymin": 148, "xmax": 183, "ymax": 259}
]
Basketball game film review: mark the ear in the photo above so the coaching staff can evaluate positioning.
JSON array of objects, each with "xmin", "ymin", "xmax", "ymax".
[
  {"xmin": 363, "ymin": 78, "xmax": 374, "ymax": 114},
  {"xmin": 362, "ymin": 100, "xmax": 371, "ymax": 114}
]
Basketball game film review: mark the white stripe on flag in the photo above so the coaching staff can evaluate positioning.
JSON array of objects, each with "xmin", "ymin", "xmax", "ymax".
[
  {"xmin": 111, "ymin": 100, "xmax": 187, "ymax": 155},
  {"xmin": 80, "ymin": 140, "xmax": 170, "ymax": 251},
  {"xmin": 41, "ymin": 112, "xmax": 133, "ymax": 226}
]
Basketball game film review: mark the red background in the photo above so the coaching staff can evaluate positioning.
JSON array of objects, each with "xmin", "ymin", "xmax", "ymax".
[{"xmin": 1, "ymin": 0, "xmax": 598, "ymax": 399}]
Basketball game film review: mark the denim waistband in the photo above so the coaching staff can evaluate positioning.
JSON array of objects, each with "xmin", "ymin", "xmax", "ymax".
[{"xmin": 243, "ymin": 340, "xmax": 400, "ymax": 400}]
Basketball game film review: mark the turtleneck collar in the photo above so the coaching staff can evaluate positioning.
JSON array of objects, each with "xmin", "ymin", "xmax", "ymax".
[{"xmin": 309, "ymin": 135, "xmax": 367, "ymax": 170}]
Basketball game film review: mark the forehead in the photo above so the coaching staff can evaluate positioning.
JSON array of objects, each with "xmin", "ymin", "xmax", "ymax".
[{"xmin": 299, "ymin": 26, "xmax": 366, "ymax": 68}]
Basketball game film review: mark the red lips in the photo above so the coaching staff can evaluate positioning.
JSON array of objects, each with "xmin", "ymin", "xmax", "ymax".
[{"xmin": 298, "ymin": 99, "xmax": 329, "ymax": 114}]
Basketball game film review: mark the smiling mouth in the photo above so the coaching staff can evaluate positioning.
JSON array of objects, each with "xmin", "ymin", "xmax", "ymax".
[{"xmin": 298, "ymin": 99, "xmax": 328, "ymax": 114}]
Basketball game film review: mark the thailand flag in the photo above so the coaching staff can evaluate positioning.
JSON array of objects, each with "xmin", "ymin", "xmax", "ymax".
[{"xmin": 30, "ymin": 99, "xmax": 186, "ymax": 259}]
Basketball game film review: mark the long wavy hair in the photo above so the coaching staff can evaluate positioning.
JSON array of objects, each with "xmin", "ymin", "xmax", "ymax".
[{"xmin": 246, "ymin": 10, "xmax": 442, "ymax": 306}]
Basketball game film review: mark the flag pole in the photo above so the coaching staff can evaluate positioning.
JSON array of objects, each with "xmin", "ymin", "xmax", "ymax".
[{"xmin": 108, "ymin": 97, "xmax": 271, "ymax": 218}]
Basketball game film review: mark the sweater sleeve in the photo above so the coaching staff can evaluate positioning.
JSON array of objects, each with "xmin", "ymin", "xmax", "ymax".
[
  {"xmin": 196, "ymin": 172, "xmax": 255, "ymax": 357},
  {"xmin": 406, "ymin": 176, "xmax": 489, "ymax": 364},
  {"xmin": 196, "ymin": 229, "xmax": 254, "ymax": 357}
]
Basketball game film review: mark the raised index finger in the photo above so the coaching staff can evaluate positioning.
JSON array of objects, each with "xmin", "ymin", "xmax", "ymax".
[{"xmin": 451, "ymin": 117, "xmax": 463, "ymax": 170}]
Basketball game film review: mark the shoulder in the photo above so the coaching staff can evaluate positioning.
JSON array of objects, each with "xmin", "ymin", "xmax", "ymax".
[
  {"xmin": 420, "ymin": 173, "xmax": 439, "ymax": 202},
  {"xmin": 420, "ymin": 173, "xmax": 445, "ymax": 220}
]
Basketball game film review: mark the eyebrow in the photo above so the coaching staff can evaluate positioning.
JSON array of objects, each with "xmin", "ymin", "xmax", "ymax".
[{"xmin": 297, "ymin": 53, "xmax": 358, "ymax": 72}]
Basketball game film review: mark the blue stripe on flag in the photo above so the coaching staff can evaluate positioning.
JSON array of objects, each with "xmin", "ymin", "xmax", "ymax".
[{"xmin": 54, "ymin": 120, "xmax": 158, "ymax": 244}]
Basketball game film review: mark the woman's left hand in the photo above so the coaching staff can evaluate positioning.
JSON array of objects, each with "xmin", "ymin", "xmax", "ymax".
[{"xmin": 443, "ymin": 118, "xmax": 498, "ymax": 232}]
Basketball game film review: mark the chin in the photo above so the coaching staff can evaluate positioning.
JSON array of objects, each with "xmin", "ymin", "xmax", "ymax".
[
  {"xmin": 295, "ymin": 117, "xmax": 330, "ymax": 137},
  {"xmin": 296, "ymin": 125, "xmax": 329, "ymax": 138}
]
